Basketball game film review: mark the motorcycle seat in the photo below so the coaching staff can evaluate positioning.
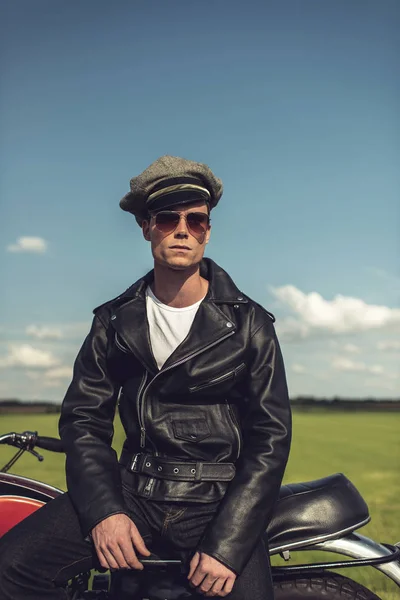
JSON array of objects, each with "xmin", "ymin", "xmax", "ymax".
[{"xmin": 266, "ymin": 472, "xmax": 370, "ymax": 553}]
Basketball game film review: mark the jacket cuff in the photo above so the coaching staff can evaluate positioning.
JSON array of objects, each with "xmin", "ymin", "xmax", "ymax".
[
  {"xmin": 196, "ymin": 547, "xmax": 239, "ymax": 576},
  {"xmin": 74, "ymin": 497, "xmax": 130, "ymax": 538}
]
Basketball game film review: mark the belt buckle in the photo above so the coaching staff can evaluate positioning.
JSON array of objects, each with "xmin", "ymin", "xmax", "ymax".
[{"xmin": 130, "ymin": 453, "xmax": 142, "ymax": 472}]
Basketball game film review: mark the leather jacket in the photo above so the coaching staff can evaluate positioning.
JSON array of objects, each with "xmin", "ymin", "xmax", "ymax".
[{"xmin": 58, "ymin": 258, "xmax": 292, "ymax": 575}]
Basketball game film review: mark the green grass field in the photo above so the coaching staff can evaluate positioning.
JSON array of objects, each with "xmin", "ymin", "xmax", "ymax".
[{"xmin": 1, "ymin": 410, "xmax": 399, "ymax": 599}]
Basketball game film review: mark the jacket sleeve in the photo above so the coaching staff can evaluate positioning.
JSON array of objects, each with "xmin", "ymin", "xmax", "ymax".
[
  {"xmin": 58, "ymin": 313, "xmax": 129, "ymax": 536},
  {"xmin": 197, "ymin": 318, "xmax": 292, "ymax": 575}
]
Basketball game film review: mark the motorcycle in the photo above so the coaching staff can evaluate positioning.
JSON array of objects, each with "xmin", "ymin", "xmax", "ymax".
[{"xmin": 0, "ymin": 430, "xmax": 399, "ymax": 599}]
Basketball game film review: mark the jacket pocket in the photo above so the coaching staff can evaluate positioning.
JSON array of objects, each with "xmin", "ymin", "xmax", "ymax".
[
  {"xmin": 114, "ymin": 332, "xmax": 130, "ymax": 354},
  {"xmin": 172, "ymin": 417, "xmax": 211, "ymax": 443},
  {"xmin": 189, "ymin": 362, "xmax": 247, "ymax": 393}
]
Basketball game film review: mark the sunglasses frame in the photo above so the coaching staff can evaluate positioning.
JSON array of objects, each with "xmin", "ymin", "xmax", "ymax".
[{"xmin": 149, "ymin": 210, "xmax": 211, "ymax": 239}]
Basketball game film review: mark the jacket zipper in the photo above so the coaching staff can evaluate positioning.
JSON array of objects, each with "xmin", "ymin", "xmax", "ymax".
[
  {"xmin": 136, "ymin": 372, "xmax": 148, "ymax": 448},
  {"xmin": 189, "ymin": 362, "xmax": 246, "ymax": 393},
  {"xmin": 225, "ymin": 400, "xmax": 242, "ymax": 460},
  {"xmin": 144, "ymin": 476, "xmax": 155, "ymax": 496},
  {"xmin": 139, "ymin": 329, "xmax": 236, "ymax": 450}
]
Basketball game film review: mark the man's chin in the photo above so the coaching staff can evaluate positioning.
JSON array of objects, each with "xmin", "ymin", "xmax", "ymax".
[
  {"xmin": 156, "ymin": 255, "xmax": 199, "ymax": 271},
  {"xmin": 167, "ymin": 259, "xmax": 195, "ymax": 271}
]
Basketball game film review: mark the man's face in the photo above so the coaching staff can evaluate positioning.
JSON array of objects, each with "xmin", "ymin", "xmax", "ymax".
[{"xmin": 142, "ymin": 200, "xmax": 211, "ymax": 271}]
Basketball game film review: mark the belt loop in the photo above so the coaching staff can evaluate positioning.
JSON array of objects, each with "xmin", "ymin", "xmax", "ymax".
[{"xmin": 194, "ymin": 462, "xmax": 203, "ymax": 482}]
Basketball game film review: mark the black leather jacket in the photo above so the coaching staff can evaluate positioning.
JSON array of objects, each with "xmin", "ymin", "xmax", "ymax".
[{"xmin": 59, "ymin": 258, "xmax": 292, "ymax": 575}]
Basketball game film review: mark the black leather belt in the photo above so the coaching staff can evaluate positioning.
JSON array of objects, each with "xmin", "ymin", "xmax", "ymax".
[{"xmin": 120, "ymin": 452, "xmax": 236, "ymax": 482}]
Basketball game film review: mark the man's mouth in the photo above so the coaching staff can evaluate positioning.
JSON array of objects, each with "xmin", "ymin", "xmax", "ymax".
[{"xmin": 170, "ymin": 245, "xmax": 191, "ymax": 250}]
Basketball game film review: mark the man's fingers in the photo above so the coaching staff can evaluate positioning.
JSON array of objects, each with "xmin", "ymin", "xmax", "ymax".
[
  {"xmin": 205, "ymin": 578, "xmax": 225, "ymax": 597},
  {"xmin": 187, "ymin": 552, "xmax": 200, "ymax": 579},
  {"xmin": 96, "ymin": 547, "xmax": 112, "ymax": 571},
  {"xmin": 189, "ymin": 564, "xmax": 207, "ymax": 588},
  {"xmin": 120, "ymin": 541, "xmax": 144, "ymax": 570},
  {"xmin": 199, "ymin": 574, "xmax": 220, "ymax": 594},
  {"xmin": 130, "ymin": 525, "xmax": 151, "ymax": 556},
  {"xmin": 107, "ymin": 544, "xmax": 131, "ymax": 569},
  {"xmin": 97, "ymin": 547, "xmax": 120, "ymax": 571},
  {"xmin": 222, "ymin": 576, "xmax": 235, "ymax": 595}
]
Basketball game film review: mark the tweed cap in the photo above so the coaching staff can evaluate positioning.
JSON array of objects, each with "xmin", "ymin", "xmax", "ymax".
[{"xmin": 120, "ymin": 155, "xmax": 223, "ymax": 226}]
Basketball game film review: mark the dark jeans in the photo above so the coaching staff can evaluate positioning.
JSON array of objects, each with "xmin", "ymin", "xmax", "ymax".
[{"xmin": 0, "ymin": 468, "xmax": 274, "ymax": 600}]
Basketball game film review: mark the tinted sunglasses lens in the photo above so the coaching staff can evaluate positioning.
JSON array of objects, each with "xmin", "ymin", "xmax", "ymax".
[
  {"xmin": 154, "ymin": 212, "xmax": 180, "ymax": 232},
  {"xmin": 187, "ymin": 213, "xmax": 209, "ymax": 234}
]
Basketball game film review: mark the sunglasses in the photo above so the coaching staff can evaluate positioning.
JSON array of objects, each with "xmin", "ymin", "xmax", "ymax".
[{"xmin": 151, "ymin": 210, "xmax": 210, "ymax": 239}]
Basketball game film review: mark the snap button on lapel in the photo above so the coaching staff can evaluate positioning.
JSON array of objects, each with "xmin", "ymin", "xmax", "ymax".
[
  {"xmin": 237, "ymin": 296, "xmax": 243, "ymax": 301},
  {"xmin": 226, "ymin": 322, "xmax": 233, "ymax": 328},
  {"xmin": 111, "ymin": 315, "xmax": 116, "ymax": 320}
]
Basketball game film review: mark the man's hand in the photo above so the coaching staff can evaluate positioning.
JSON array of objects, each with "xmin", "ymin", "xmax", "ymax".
[
  {"xmin": 91, "ymin": 513, "xmax": 151, "ymax": 570},
  {"xmin": 188, "ymin": 551, "xmax": 237, "ymax": 597}
]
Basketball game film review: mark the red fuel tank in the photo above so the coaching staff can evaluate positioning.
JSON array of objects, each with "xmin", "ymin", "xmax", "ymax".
[
  {"xmin": 0, "ymin": 472, "xmax": 62, "ymax": 537},
  {"xmin": 0, "ymin": 495, "xmax": 45, "ymax": 537}
]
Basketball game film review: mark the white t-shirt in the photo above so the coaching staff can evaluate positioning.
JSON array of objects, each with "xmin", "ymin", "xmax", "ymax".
[{"xmin": 146, "ymin": 286, "xmax": 205, "ymax": 370}]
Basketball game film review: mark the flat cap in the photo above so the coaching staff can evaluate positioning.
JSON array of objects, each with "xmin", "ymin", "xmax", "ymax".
[{"xmin": 120, "ymin": 155, "xmax": 223, "ymax": 226}]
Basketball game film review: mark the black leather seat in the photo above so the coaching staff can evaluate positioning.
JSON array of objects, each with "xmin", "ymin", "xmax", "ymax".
[{"xmin": 266, "ymin": 473, "xmax": 370, "ymax": 552}]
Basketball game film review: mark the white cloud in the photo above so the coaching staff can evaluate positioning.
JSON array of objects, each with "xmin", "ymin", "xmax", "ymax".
[
  {"xmin": 292, "ymin": 363, "xmax": 307, "ymax": 374},
  {"xmin": 369, "ymin": 365, "xmax": 384, "ymax": 375},
  {"xmin": 377, "ymin": 340, "xmax": 400, "ymax": 352},
  {"xmin": 26, "ymin": 325, "xmax": 63, "ymax": 340},
  {"xmin": 1, "ymin": 322, "xmax": 89, "ymax": 345},
  {"xmin": 332, "ymin": 357, "xmax": 384, "ymax": 374},
  {"xmin": 387, "ymin": 372, "xmax": 400, "ymax": 380},
  {"xmin": 28, "ymin": 322, "xmax": 89, "ymax": 340},
  {"xmin": 275, "ymin": 316, "xmax": 310, "ymax": 341},
  {"xmin": 43, "ymin": 379, "xmax": 66, "ymax": 388},
  {"xmin": 45, "ymin": 366, "xmax": 73, "ymax": 380},
  {"xmin": 26, "ymin": 371, "xmax": 41, "ymax": 380},
  {"xmin": 60, "ymin": 322, "xmax": 90, "ymax": 339},
  {"xmin": 343, "ymin": 343, "xmax": 361, "ymax": 354},
  {"xmin": 0, "ymin": 345, "xmax": 59, "ymax": 369},
  {"xmin": 272, "ymin": 285, "xmax": 400, "ymax": 341},
  {"xmin": 6, "ymin": 237, "xmax": 48, "ymax": 254},
  {"xmin": 37, "ymin": 365, "xmax": 74, "ymax": 389}
]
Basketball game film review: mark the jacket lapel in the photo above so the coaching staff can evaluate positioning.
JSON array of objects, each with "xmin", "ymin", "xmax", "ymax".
[
  {"xmin": 110, "ymin": 280, "xmax": 159, "ymax": 375},
  {"xmin": 108, "ymin": 258, "xmax": 247, "ymax": 374},
  {"xmin": 161, "ymin": 299, "xmax": 236, "ymax": 370}
]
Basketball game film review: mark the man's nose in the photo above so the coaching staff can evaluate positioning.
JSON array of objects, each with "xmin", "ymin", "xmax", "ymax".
[{"xmin": 174, "ymin": 214, "xmax": 189, "ymax": 237}]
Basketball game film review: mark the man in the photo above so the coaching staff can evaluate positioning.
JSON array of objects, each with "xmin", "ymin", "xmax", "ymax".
[{"xmin": 0, "ymin": 155, "xmax": 291, "ymax": 600}]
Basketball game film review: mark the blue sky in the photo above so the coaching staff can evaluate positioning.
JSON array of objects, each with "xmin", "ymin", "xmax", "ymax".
[{"xmin": 1, "ymin": 0, "xmax": 399, "ymax": 401}]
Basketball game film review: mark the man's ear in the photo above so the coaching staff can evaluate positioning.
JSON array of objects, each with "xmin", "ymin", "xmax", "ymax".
[{"xmin": 142, "ymin": 220, "xmax": 151, "ymax": 241}]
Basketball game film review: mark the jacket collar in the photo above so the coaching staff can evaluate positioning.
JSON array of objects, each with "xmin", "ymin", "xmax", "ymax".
[
  {"xmin": 112, "ymin": 258, "xmax": 247, "ymax": 305},
  {"xmin": 108, "ymin": 258, "xmax": 247, "ymax": 373}
]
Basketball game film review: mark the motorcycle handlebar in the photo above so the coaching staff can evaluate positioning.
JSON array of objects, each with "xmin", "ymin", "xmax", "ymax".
[
  {"xmin": 35, "ymin": 436, "xmax": 64, "ymax": 453},
  {"xmin": 0, "ymin": 432, "xmax": 64, "ymax": 453}
]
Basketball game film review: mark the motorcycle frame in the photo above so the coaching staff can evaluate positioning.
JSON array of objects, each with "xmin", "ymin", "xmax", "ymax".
[{"xmin": 309, "ymin": 534, "xmax": 400, "ymax": 586}]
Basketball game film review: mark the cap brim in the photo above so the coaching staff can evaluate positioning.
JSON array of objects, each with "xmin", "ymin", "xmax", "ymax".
[{"xmin": 148, "ymin": 190, "xmax": 210, "ymax": 213}]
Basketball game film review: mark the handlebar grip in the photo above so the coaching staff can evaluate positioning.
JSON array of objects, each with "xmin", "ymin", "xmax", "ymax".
[{"xmin": 35, "ymin": 436, "xmax": 64, "ymax": 453}]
